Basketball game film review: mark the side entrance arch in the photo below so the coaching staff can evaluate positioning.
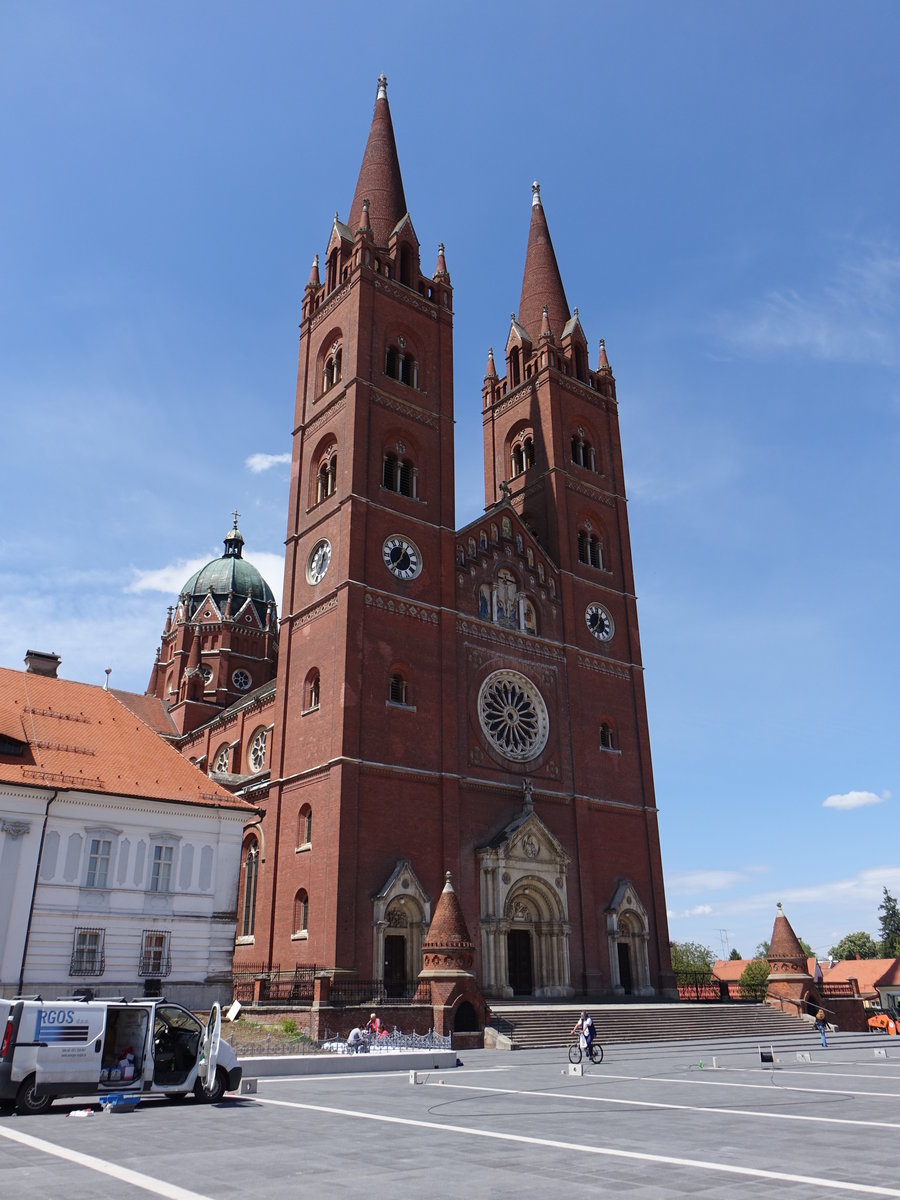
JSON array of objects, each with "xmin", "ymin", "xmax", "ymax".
[{"xmin": 606, "ymin": 880, "xmax": 653, "ymax": 996}]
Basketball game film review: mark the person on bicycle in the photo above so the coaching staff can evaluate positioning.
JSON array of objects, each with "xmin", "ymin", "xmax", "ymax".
[{"xmin": 571, "ymin": 1010, "xmax": 594, "ymax": 1051}]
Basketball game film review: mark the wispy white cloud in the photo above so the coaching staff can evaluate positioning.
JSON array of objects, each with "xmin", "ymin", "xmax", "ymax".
[
  {"xmin": 666, "ymin": 869, "xmax": 745, "ymax": 894},
  {"xmin": 246, "ymin": 452, "xmax": 291, "ymax": 474},
  {"xmin": 667, "ymin": 904, "xmax": 713, "ymax": 920},
  {"xmin": 823, "ymin": 789, "xmax": 890, "ymax": 810},
  {"xmin": 127, "ymin": 557, "xmax": 213, "ymax": 595},
  {"xmin": 721, "ymin": 245, "xmax": 900, "ymax": 367}
]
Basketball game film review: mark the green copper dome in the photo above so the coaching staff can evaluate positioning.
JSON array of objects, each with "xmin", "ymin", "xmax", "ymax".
[{"xmin": 181, "ymin": 520, "xmax": 277, "ymax": 623}]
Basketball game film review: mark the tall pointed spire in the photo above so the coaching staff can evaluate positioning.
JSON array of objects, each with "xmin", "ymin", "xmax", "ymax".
[
  {"xmin": 348, "ymin": 74, "xmax": 408, "ymax": 248},
  {"xmin": 517, "ymin": 181, "xmax": 570, "ymax": 345}
]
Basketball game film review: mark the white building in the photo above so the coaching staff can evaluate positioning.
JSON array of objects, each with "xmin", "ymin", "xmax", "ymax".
[{"xmin": 0, "ymin": 654, "xmax": 254, "ymax": 1008}]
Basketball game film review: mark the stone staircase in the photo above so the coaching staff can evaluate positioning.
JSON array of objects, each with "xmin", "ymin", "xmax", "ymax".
[{"xmin": 486, "ymin": 1002, "xmax": 811, "ymax": 1049}]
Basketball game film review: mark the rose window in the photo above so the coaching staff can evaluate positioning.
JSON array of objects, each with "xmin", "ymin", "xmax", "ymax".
[{"xmin": 477, "ymin": 670, "xmax": 549, "ymax": 762}]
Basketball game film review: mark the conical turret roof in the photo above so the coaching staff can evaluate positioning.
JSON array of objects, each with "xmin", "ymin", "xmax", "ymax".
[
  {"xmin": 767, "ymin": 902, "xmax": 811, "ymax": 975},
  {"xmin": 517, "ymin": 182, "xmax": 570, "ymax": 344},
  {"xmin": 348, "ymin": 75, "xmax": 408, "ymax": 249},
  {"xmin": 423, "ymin": 872, "xmax": 474, "ymax": 953}
]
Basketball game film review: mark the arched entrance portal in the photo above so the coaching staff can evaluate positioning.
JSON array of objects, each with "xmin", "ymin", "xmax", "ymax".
[
  {"xmin": 606, "ymin": 880, "xmax": 653, "ymax": 996},
  {"xmin": 373, "ymin": 860, "xmax": 431, "ymax": 991},
  {"xmin": 478, "ymin": 803, "xmax": 573, "ymax": 999}
]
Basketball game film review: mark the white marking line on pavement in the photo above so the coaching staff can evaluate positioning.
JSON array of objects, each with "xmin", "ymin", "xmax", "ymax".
[
  {"xmin": 251, "ymin": 1095, "xmax": 900, "ymax": 1196},
  {"xmin": 0, "ymin": 1123, "xmax": 214, "ymax": 1200},
  {"xmin": 425, "ymin": 1079, "xmax": 900, "ymax": 1132},
  {"xmin": 603, "ymin": 1071, "xmax": 900, "ymax": 1102}
]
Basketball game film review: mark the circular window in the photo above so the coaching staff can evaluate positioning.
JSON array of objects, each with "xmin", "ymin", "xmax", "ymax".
[
  {"xmin": 199, "ymin": 665, "xmax": 213, "ymax": 684},
  {"xmin": 477, "ymin": 670, "xmax": 549, "ymax": 762},
  {"xmin": 232, "ymin": 669, "xmax": 252, "ymax": 691}
]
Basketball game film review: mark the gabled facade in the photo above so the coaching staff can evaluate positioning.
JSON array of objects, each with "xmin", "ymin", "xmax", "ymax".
[
  {"xmin": 219, "ymin": 76, "xmax": 674, "ymax": 1006},
  {"xmin": 0, "ymin": 662, "xmax": 253, "ymax": 1007}
]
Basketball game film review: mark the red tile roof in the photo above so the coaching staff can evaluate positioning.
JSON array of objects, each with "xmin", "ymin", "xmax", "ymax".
[
  {"xmin": 111, "ymin": 689, "xmax": 178, "ymax": 737},
  {"xmin": 0, "ymin": 666, "xmax": 251, "ymax": 811},
  {"xmin": 822, "ymin": 958, "xmax": 898, "ymax": 995}
]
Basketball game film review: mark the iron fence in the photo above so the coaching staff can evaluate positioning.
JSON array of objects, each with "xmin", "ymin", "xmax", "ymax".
[{"xmin": 327, "ymin": 978, "xmax": 431, "ymax": 1007}]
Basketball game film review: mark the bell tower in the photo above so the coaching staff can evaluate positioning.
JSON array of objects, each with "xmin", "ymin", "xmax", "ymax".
[{"xmin": 261, "ymin": 76, "xmax": 457, "ymax": 968}]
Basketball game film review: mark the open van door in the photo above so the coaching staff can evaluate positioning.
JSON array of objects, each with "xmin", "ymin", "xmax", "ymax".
[{"xmin": 197, "ymin": 1002, "xmax": 221, "ymax": 1095}]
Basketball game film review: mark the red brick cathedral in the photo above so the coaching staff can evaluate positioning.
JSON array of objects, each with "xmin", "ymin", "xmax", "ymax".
[{"xmin": 157, "ymin": 76, "xmax": 673, "ymax": 1002}]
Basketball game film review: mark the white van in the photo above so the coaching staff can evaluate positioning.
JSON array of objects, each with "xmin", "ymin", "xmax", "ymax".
[{"xmin": 0, "ymin": 995, "xmax": 241, "ymax": 1114}]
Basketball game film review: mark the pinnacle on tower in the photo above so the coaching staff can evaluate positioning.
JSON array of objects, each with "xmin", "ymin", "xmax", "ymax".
[
  {"xmin": 348, "ymin": 75, "xmax": 408, "ymax": 248},
  {"xmin": 307, "ymin": 254, "xmax": 320, "ymax": 289},
  {"xmin": 484, "ymin": 347, "xmax": 497, "ymax": 380},
  {"xmin": 434, "ymin": 242, "xmax": 449, "ymax": 280},
  {"xmin": 517, "ymin": 181, "xmax": 570, "ymax": 345}
]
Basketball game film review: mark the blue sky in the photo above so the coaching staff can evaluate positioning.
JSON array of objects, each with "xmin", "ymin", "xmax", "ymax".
[{"xmin": 2, "ymin": 2, "xmax": 898, "ymax": 962}]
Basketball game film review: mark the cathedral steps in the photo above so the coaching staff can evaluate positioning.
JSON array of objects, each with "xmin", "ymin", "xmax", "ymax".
[{"xmin": 485, "ymin": 1002, "xmax": 810, "ymax": 1049}]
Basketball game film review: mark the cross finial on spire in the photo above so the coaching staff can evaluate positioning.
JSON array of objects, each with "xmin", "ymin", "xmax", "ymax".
[{"xmin": 232, "ymin": 509, "xmax": 240, "ymax": 528}]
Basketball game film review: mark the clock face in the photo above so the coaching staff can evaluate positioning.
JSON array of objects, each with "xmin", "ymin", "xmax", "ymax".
[
  {"xmin": 382, "ymin": 535, "xmax": 421, "ymax": 580},
  {"xmin": 307, "ymin": 539, "xmax": 332, "ymax": 584},
  {"xmin": 585, "ymin": 602, "xmax": 614, "ymax": 642}
]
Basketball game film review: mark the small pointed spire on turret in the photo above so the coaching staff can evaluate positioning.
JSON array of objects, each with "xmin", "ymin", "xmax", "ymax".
[
  {"xmin": 433, "ymin": 242, "xmax": 449, "ymax": 280},
  {"xmin": 164, "ymin": 606, "xmax": 173, "ymax": 634},
  {"xmin": 307, "ymin": 254, "xmax": 320, "ymax": 289},
  {"xmin": 484, "ymin": 347, "xmax": 497, "ymax": 380},
  {"xmin": 540, "ymin": 304, "xmax": 552, "ymax": 341},
  {"xmin": 357, "ymin": 198, "xmax": 372, "ymax": 237},
  {"xmin": 597, "ymin": 338, "xmax": 611, "ymax": 373}
]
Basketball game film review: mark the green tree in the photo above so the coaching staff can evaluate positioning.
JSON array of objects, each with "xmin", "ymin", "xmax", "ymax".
[
  {"xmin": 828, "ymin": 931, "xmax": 879, "ymax": 961},
  {"xmin": 728, "ymin": 948, "xmax": 742, "ymax": 961},
  {"xmin": 738, "ymin": 958, "xmax": 769, "ymax": 1000},
  {"xmin": 879, "ymin": 888, "xmax": 900, "ymax": 957},
  {"xmin": 669, "ymin": 941, "xmax": 715, "ymax": 982}
]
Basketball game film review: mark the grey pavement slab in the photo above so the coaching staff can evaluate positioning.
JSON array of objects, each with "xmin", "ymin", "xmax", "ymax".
[{"xmin": 2, "ymin": 1034, "xmax": 899, "ymax": 1199}]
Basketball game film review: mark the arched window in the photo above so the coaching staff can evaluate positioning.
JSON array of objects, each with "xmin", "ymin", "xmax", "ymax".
[
  {"xmin": 293, "ymin": 889, "xmax": 309, "ymax": 936},
  {"xmin": 306, "ymin": 670, "xmax": 320, "ymax": 711},
  {"xmin": 382, "ymin": 452, "xmax": 418, "ymax": 498},
  {"xmin": 240, "ymin": 838, "xmax": 259, "ymax": 938},
  {"xmin": 479, "ymin": 529, "xmax": 488, "ymax": 550},
  {"xmin": 577, "ymin": 528, "xmax": 604, "ymax": 569},
  {"xmin": 248, "ymin": 727, "xmax": 268, "ymax": 773},
  {"xmin": 571, "ymin": 430, "xmax": 597, "ymax": 472},
  {"xmin": 509, "ymin": 346, "xmax": 521, "ymax": 388},
  {"xmin": 322, "ymin": 345, "xmax": 342, "ymax": 394},
  {"xmin": 316, "ymin": 452, "xmax": 337, "ymax": 504},
  {"xmin": 389, "ymin": 674, "xmax": 408, "ymax": 705},
  {"xmin": 384, "ymin": 343, "xmax": 418, "ymax": 388},
  {"xmin": 212, "ymin": 743, "xmax": 230, "ymax": 774},
  {"xmin": 600, "ymin": 722, "xmax": 616, "ymax": 751},
  {"xmin": 511, "ymin": 444, "xmax": 525, "ymax": 477},
  {"xmin": 297, "ymin": 804, "xmax": 312, "ymax": 848}
]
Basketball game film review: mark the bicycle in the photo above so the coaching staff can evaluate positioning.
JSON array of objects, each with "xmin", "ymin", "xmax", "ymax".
[{"xmin": 568, "ymin": 1039, "xmax": 603, "ymax": 1065}]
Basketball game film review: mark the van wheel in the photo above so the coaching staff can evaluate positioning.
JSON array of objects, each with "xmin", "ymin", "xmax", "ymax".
[
  {"xmin": 194, "ymin": 1066, "xmax": 227, "ymax": 1103},
  {"xmin": 16, "ymin": 1076, "xmax": 53, "ymax": 1115}
]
